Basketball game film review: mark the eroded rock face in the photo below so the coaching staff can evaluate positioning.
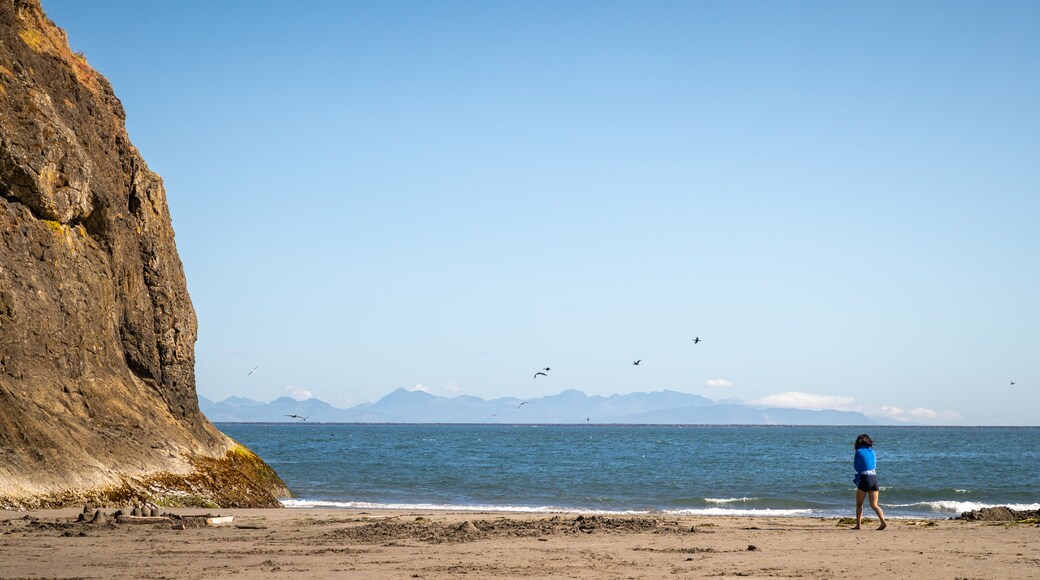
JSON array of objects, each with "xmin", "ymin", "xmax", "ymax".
[{"xmin": 0, "ymin": 0, "xmax": 290, "ymax": 508}]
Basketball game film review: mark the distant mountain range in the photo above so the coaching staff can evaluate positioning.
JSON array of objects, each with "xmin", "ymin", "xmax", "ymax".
[{"xmin": 199, "ymin": 388, "xmax": 876, "ymax": 425}]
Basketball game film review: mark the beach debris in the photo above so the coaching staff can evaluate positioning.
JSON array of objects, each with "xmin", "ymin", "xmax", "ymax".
[
  {"xmin": 958, "ymin": 506, "xmax": 1040, "ymax": 522},
  {"xmin": 747, "ymin": 544, "xmax": 759, "ymax": 551},
  {"xmin": 93, "ymin": 512, "xmax": 238, "ymax": 528},
  {"xmin": 574, "ymin": 515, "xmax": 658, "ymax": 534},
  {"xmin": 206, "ymin": 516, "xmax": 235, "ymax": 526},
  {"xmin": 115, "ymin": 515, "xmax": 172, "ymax": 525},
  {"xmin": 75, "ymin": 504, "xmax": 102, "ymax": 523},
  {"xmin": 632, "ymin": 547, "xmax": 717, "ymax": 554},
  {"xmin": 329, "ymin": 515, "xmax": 669, "ymax": 544}
]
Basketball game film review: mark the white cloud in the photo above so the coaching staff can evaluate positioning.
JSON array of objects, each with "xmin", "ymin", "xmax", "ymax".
[
  {"xmin": 751, "ymin": 391, "xmax": 856, "ymax": 411},
  {"xmin": 703, "ymin": 379, "xmax": 735, "ymax": 388},
  {"xmin": 875, "ymin": 405, "xmax": 961, "ymax": 423},
  {"xmin": 746, "ymin": 390, "xmax": 963, "ymax": 424},
  {"xmin": 284, "ymin": 385, "xmax": 314, "ymax": 401}
]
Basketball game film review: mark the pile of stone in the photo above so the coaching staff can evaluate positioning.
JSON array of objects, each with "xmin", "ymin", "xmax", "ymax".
[
  {"xmin": 72, "ymin": 504, "xmax": 234, "ymax": 529},
  {"xmin": 958, "ymin": 506, "xmax": 1040, "ymax": 522}
]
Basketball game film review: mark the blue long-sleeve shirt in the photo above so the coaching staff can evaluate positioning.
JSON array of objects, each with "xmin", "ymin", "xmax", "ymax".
[{"xmin": 854, "ymin": 447, "xmax": 876, "ymax": 473}]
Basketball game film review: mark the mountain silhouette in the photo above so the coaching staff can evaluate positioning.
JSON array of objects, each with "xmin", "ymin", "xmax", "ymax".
[{"xmin": 200, "ymin": 388, "xmax": 875, "ymax": 425}]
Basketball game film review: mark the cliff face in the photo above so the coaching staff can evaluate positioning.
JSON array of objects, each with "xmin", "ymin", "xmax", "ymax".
[{"xmin": 0, "ymin": 0, "xmax": 290, "ymax": 508}]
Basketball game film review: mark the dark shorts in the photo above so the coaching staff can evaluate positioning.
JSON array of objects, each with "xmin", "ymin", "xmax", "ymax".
[{"xmin": 857, "ymin": 474, "xmax": 879, "ymax": 492}]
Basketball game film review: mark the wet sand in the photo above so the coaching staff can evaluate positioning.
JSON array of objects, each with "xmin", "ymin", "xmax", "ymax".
[{"xmin": 1, "ymin": 508, "xmax": 1037, "ymax": 578}]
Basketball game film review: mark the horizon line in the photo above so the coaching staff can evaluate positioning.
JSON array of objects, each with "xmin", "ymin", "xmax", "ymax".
[{"xmin": 209, "ymin": 421, "xmax": 1038, "ymax": 428}]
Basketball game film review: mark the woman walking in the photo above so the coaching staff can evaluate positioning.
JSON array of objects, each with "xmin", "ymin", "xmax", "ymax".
[{"xmin": 853, "ymin": 433, "xmax": 887, "ymax": 530}]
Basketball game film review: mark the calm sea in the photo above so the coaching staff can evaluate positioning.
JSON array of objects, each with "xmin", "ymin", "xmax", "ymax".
[{"xmin": 218, "ymin": 424, "xmax": 1040, "ymax": 519}]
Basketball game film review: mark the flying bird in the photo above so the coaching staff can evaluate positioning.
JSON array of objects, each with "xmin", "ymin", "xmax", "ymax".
[
  {"xmin": 285, "ymin": 414, "xmax": 308, "ymax": 421},
  {"xmin": 633, "ymin": 360, "xmax": 641, "ymax": 366},
  {"xmin": 517, "ymin": 401, "xmax": 529, "ymax": 409},
  {"xmin": 1010, "ymin": 381, "xmax": 1015, "ymax": 386},
  {"xmin": 534, "ymin": 371, "xmax": 548, "ymax": 379},
  {"xmin": 246, "ymin": 365, "xmax": 259, "ymax": 376},
  {"xmin": 692, "ymin": 337, "xmax": 701, "ymax": 344},
  {"xmin": 542, "ymin": 367, "xmax": 551, "ymax": 372}
]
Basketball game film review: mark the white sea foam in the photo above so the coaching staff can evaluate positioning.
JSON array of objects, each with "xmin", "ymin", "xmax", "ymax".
[
  {"xmin": 888, "ymin": 501, "xmax": 1040, "ymax": 513},
  {"xmin": 280, "ymin": 499, "xmax": 649, "ymax": 515},
  {"xmin": 704, "ymin": 497, "xmax": 759, "ymax": 504},
  {"xmin": 665, "ymin": 507, "xmax": 812, "ymax": 517},
  {"xmin": 282, "ymin": 499, "xmax": 819, "ymax": 517}
]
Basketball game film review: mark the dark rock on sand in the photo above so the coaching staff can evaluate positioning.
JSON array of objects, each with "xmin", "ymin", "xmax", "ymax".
[
  {"xmin": 0, "ymin": 0, "xmax": 289, "ymax": 509},
  {"xmin": 958, "ymin": 507, "xmax": 1040, "ymax": 522}
]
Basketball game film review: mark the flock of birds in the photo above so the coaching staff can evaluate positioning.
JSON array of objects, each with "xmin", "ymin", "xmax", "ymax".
[
  {"xmin": 517, "ymin": 337, "xmax": 706, "ymax": 410},
  {"xmin": 240, "ymin": 335, "xmax": 1019, "ymax": 422},
  {"xmin": 532, "ymin": 337, "xmax": 702, "ymax": 378}
]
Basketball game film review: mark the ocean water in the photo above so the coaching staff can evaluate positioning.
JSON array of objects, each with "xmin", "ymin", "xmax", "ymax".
[{"xmin": 218, "ymin": 424, "xmax": 1040, "ymax": 519}]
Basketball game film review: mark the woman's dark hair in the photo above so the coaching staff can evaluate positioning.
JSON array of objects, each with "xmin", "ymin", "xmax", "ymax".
[{"xmin": 854, "ymin": 434, "xmax": 874, "ymax": 449}]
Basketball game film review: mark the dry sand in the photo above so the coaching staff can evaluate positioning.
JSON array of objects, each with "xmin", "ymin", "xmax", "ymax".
[{"xmin": 1, "ymin": 508, "xmax": 1037, "ymax": 579}]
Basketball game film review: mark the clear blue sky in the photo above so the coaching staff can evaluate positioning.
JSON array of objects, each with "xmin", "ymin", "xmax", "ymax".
[{"xmin": 42, "ymin": 1, "xmax": 1039, "ymax": 424}]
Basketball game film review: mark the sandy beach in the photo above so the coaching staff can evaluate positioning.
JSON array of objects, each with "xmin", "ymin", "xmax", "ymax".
[{"xmin": 1, "ymin": 508, "xmax": 1036, "ymax": 579}]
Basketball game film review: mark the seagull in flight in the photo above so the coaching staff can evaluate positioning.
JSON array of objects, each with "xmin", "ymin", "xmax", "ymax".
[
  {"xmin": 285, "ymin": 414, "xmax": 308, "ymax": 421},
  {"xmin": 633, "ymin": 359, "xmax": 641, "ymax": 366},
  {"xmin": 1010, "ymin": 381, "xmax": 1015, "ymax": 386},
  {"xmin": 246, "ymin": 365, "xmax": 259, "ymax": 376},
  {"xmin": 534, "ymin": 371, "xmax": 548, "ymax": 379},
  {"xmin": 692, "ymin": 337, "xmax": 701, "ymax": 344},
  {"xmin": 517, "ymin": 401, "xmax": 529, "ymax": 409}
]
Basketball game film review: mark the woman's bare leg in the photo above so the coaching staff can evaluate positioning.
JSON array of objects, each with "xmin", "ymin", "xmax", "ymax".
[
  {"xmin": 854, "ymin": 489, "xmax": 867, "ymax": 529},
  {"xmin": 868, "ymin": 490, "xmax": 887, "ymax": 530}
]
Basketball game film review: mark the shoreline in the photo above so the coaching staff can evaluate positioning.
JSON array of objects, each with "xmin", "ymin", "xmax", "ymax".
[
  {"xmin": 3, "ymin": 508, "xmax": 1037, "ymax": 578},
  {"xmin": 278, "ymin": 498, "xmax": 1040, "ymax": 521}
]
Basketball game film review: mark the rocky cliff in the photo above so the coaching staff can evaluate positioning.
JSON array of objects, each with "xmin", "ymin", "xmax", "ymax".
[{"xmin": 0, "ymin": 0, "xmax": 290, "ymax": 508}]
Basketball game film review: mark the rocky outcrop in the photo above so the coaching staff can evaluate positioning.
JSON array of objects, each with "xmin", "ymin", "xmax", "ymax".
[
  {"xmin": 0, "ymin": 0, "xmax": 290, "ymax": 508},
  {"xmin": 958, "ymin": 507, "xmax": 1040, "ymax": 522}
]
